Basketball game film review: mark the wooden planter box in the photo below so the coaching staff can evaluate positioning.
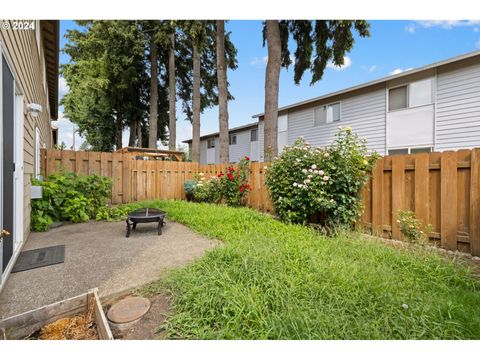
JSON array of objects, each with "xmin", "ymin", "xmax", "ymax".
[{"xmin": 0, "ymin": 288, "xmax": 113, "ymax": 340}]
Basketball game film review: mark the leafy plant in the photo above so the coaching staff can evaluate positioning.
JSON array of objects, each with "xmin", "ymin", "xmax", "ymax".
[
  {"xmin": 31, "ymin": 172, "xmax": 112, "ymax": 231},
  {"xmin": 397, "ymin": 210, "xmax": 432, "ymax": 244},
  {"xmin": 217, "ymin": 156, "xmax": 252, "ymax": 206},
  {"xmin": 265, "ymin": 127, "xmax": 378, "ymax": 225}
]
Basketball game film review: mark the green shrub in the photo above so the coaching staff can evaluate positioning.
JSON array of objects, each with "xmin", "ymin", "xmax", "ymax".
[
  {"xmin": 265, "ymin": 127, "xmax": 378, "ymax": 225},
  {"xmin": 96, "ymin": 203, "xmax": 143, "ymax": 222},
  {"xmin": 218, "ymin": 156, "xmax": 252, "ymax": 206},
  {"xmin": 397, "ymin": 210, "xmax": 432, "ymax": 244},
  {"xmin": 31, "ymin": 172, "xmax": 112, "ymax": 231},
  {"xmin": 192, "ymin": 175, "xmax": 222, "ymax": 204}
]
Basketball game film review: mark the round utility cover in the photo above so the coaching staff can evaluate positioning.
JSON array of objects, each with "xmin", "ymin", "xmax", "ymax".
[{"xmin": 107, "ymin": 297, "xmax": 151, "ymax": 324}]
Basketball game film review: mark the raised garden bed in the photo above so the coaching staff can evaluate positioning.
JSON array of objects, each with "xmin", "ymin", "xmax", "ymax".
[{"xmin": 0, "ymin": 288, "xmax": 113, "ymax": 340}]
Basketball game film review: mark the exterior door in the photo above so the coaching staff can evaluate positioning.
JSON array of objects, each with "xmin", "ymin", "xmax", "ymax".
[{"xmin": 2, "ymin": 54, "xmax": 15, "ymax": 272}]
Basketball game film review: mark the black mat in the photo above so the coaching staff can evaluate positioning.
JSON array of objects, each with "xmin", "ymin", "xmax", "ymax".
[{"xmin": 12, "ymin": 245, "xmax": 65, "ymax": 273}]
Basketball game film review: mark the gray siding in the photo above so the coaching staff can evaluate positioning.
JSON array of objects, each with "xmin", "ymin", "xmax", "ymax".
[
  {"xmin": 199, "ymin": 139, "xmax": 207, "ymax": 164},
  {"xmin": 287, "ymin": 88, "xmax": 387, "ymax": 155},
  {"xmin": 436, "ymin": 63, "xmax": 480, "ymax": 150},
  {"xmin": 229, "ymin": 129, "xmax": 251, "ymax": 163}
]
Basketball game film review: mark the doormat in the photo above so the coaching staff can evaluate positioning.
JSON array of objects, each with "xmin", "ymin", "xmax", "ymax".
[{"xmin": 11, "ymin": 245, "xmax": 65, "ymax": 273}]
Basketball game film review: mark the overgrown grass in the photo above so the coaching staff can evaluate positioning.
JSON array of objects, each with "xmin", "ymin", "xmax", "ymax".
[{"xmin": 122, "ymin": 200, "xmax": 480, "ymax": 339}]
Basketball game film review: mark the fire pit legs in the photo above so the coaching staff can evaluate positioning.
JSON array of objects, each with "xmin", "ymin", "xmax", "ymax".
[
  {"xmin": 126, "ymin": 219, "xmax": 131, "ymax": 238},
  {"xmin": 125, "ymin": 208, "xmax": 166, "ymax": 238}
]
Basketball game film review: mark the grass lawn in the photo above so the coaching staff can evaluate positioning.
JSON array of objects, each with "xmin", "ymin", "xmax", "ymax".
[{"xmin": 127, "ymin": 200, "xmax": 480, "ymax": 339}]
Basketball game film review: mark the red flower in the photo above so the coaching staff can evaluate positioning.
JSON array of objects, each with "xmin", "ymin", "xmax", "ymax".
[
  {"xmin": 227, "ymin": 173, "xmax": 234, "ymax": 181},
  {"xmin": 218, "ymin": 173, "xmax": 224, "ymax": 178},
  {"xmin": 245, "ymin": 156, "xmax": 250, "ymax": 161}
]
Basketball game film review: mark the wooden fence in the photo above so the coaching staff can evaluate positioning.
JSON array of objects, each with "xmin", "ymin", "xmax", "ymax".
[
  {"xmin": 359, "ymin": 149, "xmax": 480, "ymax": 256},
  {"xmin": 41, "ymin": 148, "xmax": 480, "ymax": 256},
  {"xmin": 40, "ymin": 149, "xmax": 273, "ymax": 212}
]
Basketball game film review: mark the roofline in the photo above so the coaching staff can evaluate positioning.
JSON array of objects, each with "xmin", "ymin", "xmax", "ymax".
[
  {"xmin": 182, "ymin": 122, "xmax": 259, "ymax": 143},
  {"xmin": 252, "ymin": 50, "xmax": 480, "ymax": 118}
]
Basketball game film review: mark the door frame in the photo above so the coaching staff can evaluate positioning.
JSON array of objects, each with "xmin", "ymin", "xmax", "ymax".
[{"xmin": 0, "ymin": 43, "xmax": 25, "ymax": 291}]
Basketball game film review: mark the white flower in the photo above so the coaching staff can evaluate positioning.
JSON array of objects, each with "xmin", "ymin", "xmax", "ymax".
[
  {"xmin": 323, "ymin": 153, "xmax": 329, "ymax": 158},
  {"xmin": 293, "ymin": 182, "xmax": 298, "ymax": 187},
  {"xmin": 303, "ymin": 154, "xmax": 307, "ymax": 158},
  {"xmin": 199, "ymin": 172, "xmax": 204, "ymax": 176},
  {"xmin": 303, "ymin": 147, "xmax": 308, "ymax": 151},
  {"xmin": 337, "ymin": 126, "xmax": 343, "ymax": 131},
  {"xmin": 201, "ymin": 177, "xmax": 205, "ymax": 181},
  {"xmin": 323, "ymin": 175, "xmax": 329, "ymax": 181},
  {"xmin": 307, "ymin": 174, "xmax": 313, "ymax": 179},
  {"xmin": 313, "ymin": 170, "xmax": 319, "ymax": 174},
  {"xmin": 197, "ymin": 183, "xmax": 203, "ymax": 187},
  {"xmin": 330, "ymin": 199, "xmax": 335, "ymax": 203},
  {"xmin": 402, "ymin": 304, "xmax": 409, "ymax": 310},
  {"xmin": 311, "ymin": 164, "xmax": 317, "ymax": 170},
  {"xmin": 309, "ymin": 169, "xmax": 313, "ymax": 173},
  {"xmin": 318, "ymin": 170, "xmax": 324, "ymax": 176},
  {"xmin": 362, "ymin": 138, "xmax": 367, "ymax": 143},
  {"xmin": 344, "ymin": 126, "xmax": 352, "ymax": 132},
  {"xmin": 305, "ymin": 179, "xmax": 311, "ymax": 184},
  {"xmin": 302, "ymin": 169, "xmax": 308, "ymax": 174},
  {"xmin": 296, "ymin": 158, "xmax": 301, "ymax": 162}
]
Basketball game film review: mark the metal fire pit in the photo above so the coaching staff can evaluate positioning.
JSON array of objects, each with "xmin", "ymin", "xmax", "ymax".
[{"xmin": 125, "ymin": 208, "xmax": 166, "ymax": 237}]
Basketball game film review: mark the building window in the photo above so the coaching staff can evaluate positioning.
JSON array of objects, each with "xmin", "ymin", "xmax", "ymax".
[
  {"xmin": 388, "ymin": 78, "xmax": 433, "ymax": 111},
  {"xmin": 326, "ymin": 102, "xmax": 340, "ymax": 123},
  {"xmin": 250, "ymin": 129, "xmax": 258, "ymax": 142},
  {"xmin": 313, "ymin": 106, "xmax": 326, "ymax": 126},
  {"xmin": 207, "ymin": 138, "xmax": 215, "ymax": 149},
  {"xmin": 388, "ymin": 86, "xmax": 408, "ymax": 111},
  {"xmin": 229, "ymin": 134, "xmax": 237, "ymax": 145},
  {"xmin": 388, "ymin": 147, "xmax": 432, "ymax": 155}
]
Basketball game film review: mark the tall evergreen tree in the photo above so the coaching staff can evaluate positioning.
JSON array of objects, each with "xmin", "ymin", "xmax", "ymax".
[
  {"xmin": 216, "ymin": 20, "xmax": 229, "ymax": 164},
  {"xmin": 262, "ymin": 20, "xmax": 370, "ymax": 158}
]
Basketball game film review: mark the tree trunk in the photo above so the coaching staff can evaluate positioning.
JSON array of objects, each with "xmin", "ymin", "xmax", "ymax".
[
  {"xmin": 264, "ymin": 20, "xmax": 281, "ymax": 160},
  {"xmin": 115, "ymin": 120, "xmax": 123, "ymax": 150},
  {"xmin": 137, "ymin": 121, "xmax": 143, "ymax": 148},
  {"xmin": 191, "ymin": 41, "xmax": 201, "ymax": 163},
  {"xmin": 217, "ymin": 20, "xmax": 229, "ymax": 164},
  {"xmin": 128, "ymin": 120, "xmax": 136, "ymax": 147},
  {"xmin": 168, "ymin": 31, "xmax": 177, "ymax": 151},
  {"xmin": 149, "ymin": 36, "xmax": 158, "ymax": 149}
]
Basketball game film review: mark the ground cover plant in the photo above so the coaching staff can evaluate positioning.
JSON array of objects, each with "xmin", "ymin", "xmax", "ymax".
[{"xmin": 119, "ymin": 200, "xmax": 480, "ymax": 340}]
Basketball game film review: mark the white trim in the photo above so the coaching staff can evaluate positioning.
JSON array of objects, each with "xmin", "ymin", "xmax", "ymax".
[
  {"xmin": 433, "ymin": 68, "xmax": 438, "ymax": 150},
  {"xmin": 14, "ymin": 94, "xmax": 24, "ymax": 254},
  {"xmin": 0, "ymin": 48, "xmax": 4, "ymax": 280}
]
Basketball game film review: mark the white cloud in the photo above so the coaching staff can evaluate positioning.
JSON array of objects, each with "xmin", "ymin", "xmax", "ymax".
[
  {"xmin": 416, "ymin": 20, "xmax": 480, "ymax": 30},
  {"xmin": 250, "ymin": 56, "xmax": 268, "ymax": 66},
  {"xmin": 51, "ymin": 112, "xmax": 85, "ymax": 150},
  {"xmin": 326, "ymin": 56, "xmax": 352, "ymax": 71},
  {"xmin": 58, "ymin": 76, "xmax": 69, "ymax": 99},
  {"xmin": 474, "ymin": 28, "xmax": 480, "ymax": 32},
  {"xmin": 389, "ymin": 67, "xmax": 414, "ymax": 75},
  {"xmin": 405, "ymin": 23, "xmax": 416, "ymax": 34}
]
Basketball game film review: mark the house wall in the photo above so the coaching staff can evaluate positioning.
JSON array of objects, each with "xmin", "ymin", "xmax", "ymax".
[
  {"xmin": 229, "ymin": 128, "xmax": 251, "ymax": 163},
  {"xmin": 435, "ymin": 61, "xmax": 480, "ymax": 151},
  {"xmin": 1, "ymin": 22, "xmax": 53, "ymax": 241},
  {"xmin": 287, "ymin": 87, "xmax": 387, "ymax": 155}
]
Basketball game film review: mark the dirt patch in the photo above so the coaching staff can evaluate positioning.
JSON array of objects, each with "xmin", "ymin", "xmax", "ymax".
[{"xmin": 110, "ymin": 292, "xmax": 171, "ymax": 340}]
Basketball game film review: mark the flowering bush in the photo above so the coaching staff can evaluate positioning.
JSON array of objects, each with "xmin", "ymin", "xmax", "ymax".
[
  {"xmin": 397, "ymin": 210, "xmax": 432, "ymax": 244},
  {"xmin": 218, "ymin": 156, "xmax": 252, "ymax": 206},
  {"xmin": 265, "ymin": 127, "xmax": 378, "ymax": 225}
]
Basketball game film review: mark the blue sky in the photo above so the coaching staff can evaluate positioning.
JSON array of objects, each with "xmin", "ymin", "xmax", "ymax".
[{"xmin": 55, "ymin": 20, "xmax": 480, "ymax": 149}]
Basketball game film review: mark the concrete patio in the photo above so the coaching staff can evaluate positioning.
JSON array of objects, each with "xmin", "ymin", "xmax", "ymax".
[{"xmin": 0, "ymin": 219, "xmax": 216, "ymax": 319}]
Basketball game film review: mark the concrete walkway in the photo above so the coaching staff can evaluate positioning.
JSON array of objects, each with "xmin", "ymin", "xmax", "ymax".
[{"xmin": 0, "ymin": 219, "xmax": 216, "ymax": 319}]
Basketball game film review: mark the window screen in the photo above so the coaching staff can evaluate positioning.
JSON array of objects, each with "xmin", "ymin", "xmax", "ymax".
[
  {"xmin": 326, "ymin": 103, "xmax": 340, "ymax": 123},
  {"xmin": 410, "ymin": 147, "xmax": 432, "ymax": 154},
  {"xmin": 207, "ymin": 138, "xmax": 215, "ymax": 148},
  {"xmin": 314, "ymin": 106, "xmax": 326, "ymax": 126},
  {"xmin": 250, "ymin": 129, "xmax": 258, "ymax": 142},
  {"xmin": 388, "ymin": 148, "xmax": 409, "ymax": 155},
  {"xmin": 389, "ymin": 86, "xmax": 408, "ymax": 111},
  {"xmin": 409, "ymin": 79, "xmax": 433, "ymax": 107},
  {"xmin": 229, "ymin": 134, "xmax": 237, "ymax": 145}
]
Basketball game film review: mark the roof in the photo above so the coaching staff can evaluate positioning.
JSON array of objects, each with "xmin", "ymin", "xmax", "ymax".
[
  {"xmin": 41, "ymin": 20, "xmax": 60, "ymax": 120},
  {"xmin": 252, "ymin": 50, "xmax": 480, "ymax": 118},
  {"xmin": 182, "ymin": 122, "xmax": 259, "ymax": 143}
]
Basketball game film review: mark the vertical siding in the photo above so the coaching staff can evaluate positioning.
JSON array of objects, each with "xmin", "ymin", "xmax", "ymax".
[
  {"xmin": 199, "ymin": 139, "xmax": 207, "ymax": 164},
  {"xmin": 287, "ymin": 88, "xmax": 387, "ymax": 154},
  {"xmin": 229, "ymin": 129, "xmax": 251, "ymax": 163},
  {"xmin": 436, "ymin": 63, "xmax": 480, "ymax": 151},
  {"xmin": 1, "ymin": 22, "xmax": 53, "ymax": 240}
]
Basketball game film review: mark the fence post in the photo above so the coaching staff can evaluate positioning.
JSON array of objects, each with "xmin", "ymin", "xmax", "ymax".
[
  {"xmin": 414, "ymin": 153, "xmax": 430, "ymax": 232},
  {"xmin": 371, "ymin": 157, "xmax": 384, "ymax": 236},
  {"xmin": 122, "ymin": 153, "xmax": 131, "ymax": 204},
  {"xmin": 440, "ymin": 151, "xmax": 458, "ymax": 251},
  {"xmin": 470, "ymin": 149, "xmax": 480, "ymax": 256},
  {"xmin": 391, "ymin": 156, "xmax": 405, "ymax": 240}
]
